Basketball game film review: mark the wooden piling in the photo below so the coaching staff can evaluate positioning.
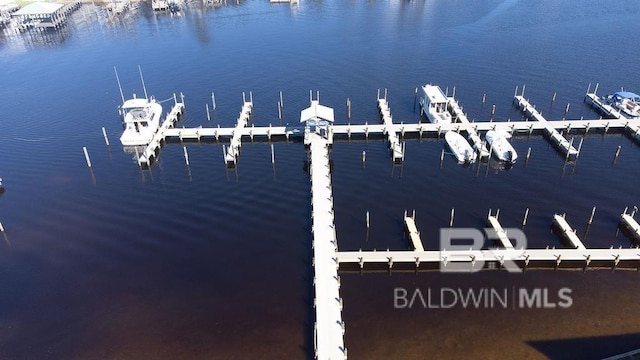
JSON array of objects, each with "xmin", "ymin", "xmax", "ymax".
[
  {"xmin": 366, "ymin": 211, "xmax": 370, "ymax": 229},
  {"xmin": 588, "ymin": 206, "xmax": 596, "ymax": 225},
  {"xmin": 183, "ymin": 146, "xmax": 189, "ymax": 166},
  {"xmin": 522, "ymin": 208, "xmax": 529, "ymax": 226},
  {"xmin": 102, "ymin": 127, "xmax": 109, "ymax": 146},
  {"xmin": 222, "ymin": 145, "xmax": 227, "ymax": 163},
  {"xmin": 212, "ymin": 91, "xmax": 216, "ymax": 110},
  {"xmin": 206, "ymin": 104, "xmax": 211, "ymax": 122},
  {"xmin": 271, "ymin": 143, "xmax": 275, "ymax": 164},
  {"xmin": 449, "ymin": 208, "xmax": 455, "ymax": 227},
  {"xmin": 83, "ymin": 147, "xmax": 92, "ymax": 168},
  {"xmin": 278, "ymin": 101, "xmax": 282, "ymax": 120},
  {"xmin": 576, "ymin": 138, "xmax": 584, "ymax": 158}
]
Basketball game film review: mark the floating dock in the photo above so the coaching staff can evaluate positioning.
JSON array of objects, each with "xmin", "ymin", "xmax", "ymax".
[
  {"xmin": 514, "ymin": 95, "xmax": 580, "ymax": 160},
  {"xmin": 308, "ymin": 129, "xmax": 346, "ymax": 360},
  {"xmin": 376, "ymin": 95, "xmax": 403, "ymax": 163}
]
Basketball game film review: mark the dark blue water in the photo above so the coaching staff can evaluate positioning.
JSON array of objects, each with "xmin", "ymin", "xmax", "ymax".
[{"xmin": 1, "ymin": 0, "xmax": 640, "ymax": 358}]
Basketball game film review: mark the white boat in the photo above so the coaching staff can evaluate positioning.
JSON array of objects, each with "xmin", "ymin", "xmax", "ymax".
[
  {"xmin": 444, "ymin": 131, "xmax": 477, "ymax": 164},
  {"xmin": 119, "ymin": 95, "xmax": 163, "ymax": 146},
  {"xmin": 419, "ymin": 84, "xmax": 452, "ymax": 124},
  {"xmin": 606, "ymin": 91, "xmax": 640, "ymax": 119},
  {"xmin": 485, "ymin": 130, "xmax": 517, "ymax": 163}
]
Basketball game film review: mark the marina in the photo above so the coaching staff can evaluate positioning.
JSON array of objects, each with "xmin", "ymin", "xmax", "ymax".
[
  {"xmin": 117, "ymin": 87, "xmax": 640, "ymax": 359},
  {"xmin": 2, "ymin": 1, "xmax": 640, "ymax": 359}
]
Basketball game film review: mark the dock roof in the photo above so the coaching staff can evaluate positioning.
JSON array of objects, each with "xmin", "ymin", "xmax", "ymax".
[
  {"xmin": 300, "ymin": 100, "xmax": 334, "ymax": 123},
  {"xmin": 422, "ymin": 84, "xmax": 448, "ymax": 104},
  {"xmin": 13, "ymin": 2, "xmax": 63, "ymax": 16}
]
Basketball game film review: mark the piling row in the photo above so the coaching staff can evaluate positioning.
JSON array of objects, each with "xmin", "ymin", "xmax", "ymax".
[{"xmin": 376, "ymin": 96, "xmax": 404, "ymax": 163}]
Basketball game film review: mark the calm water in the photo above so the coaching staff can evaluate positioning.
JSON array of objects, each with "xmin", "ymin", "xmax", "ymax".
[{"xmin": 1, "ymin": 0, "xmax": 640, "ymax": 359}]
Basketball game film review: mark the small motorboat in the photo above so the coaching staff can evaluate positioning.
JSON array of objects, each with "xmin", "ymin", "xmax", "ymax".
[
  {"xmin": 444, "ymin": 131, "xmax": 477, "ymax": 164},
  {"xmin": 485, "ymin": 130, "xmax": 517, "ymax": 163},
  {"xmin": 606, "ymin": 91, "xmax": 640, "ymax": 119}
]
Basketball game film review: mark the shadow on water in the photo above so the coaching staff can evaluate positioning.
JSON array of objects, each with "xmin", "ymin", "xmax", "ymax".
[{"xmin": 527, "ymin": 333, "xmax": 640, "ymax": 360}]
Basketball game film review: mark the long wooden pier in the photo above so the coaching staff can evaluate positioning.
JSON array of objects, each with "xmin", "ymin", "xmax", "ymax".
[{"xmin": 308, "ymin": 129, "xmax": 347, "ymax": 360}]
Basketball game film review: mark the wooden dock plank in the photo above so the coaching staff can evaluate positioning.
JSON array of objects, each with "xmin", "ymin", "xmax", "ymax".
[
  {"xmin": 309, "ymin": 132, "xmax": 346, "ymax": 360},
  {"xmin": 404, "ymin": 217, "xmax": 424, "ymax": 251},
  {"xmin": 552, "ymin": 214, "xmax": 586, "ymax": 250},
  {"xmin": 487, "ymin": 215, "xmax": 514, "ymax": 249}
]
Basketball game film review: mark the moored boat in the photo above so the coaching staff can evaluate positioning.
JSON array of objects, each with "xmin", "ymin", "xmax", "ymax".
[
  {"xmin": 419, "ymin": 84, "xmax": 452, "ymax": 124},
  {"xmin": 444, "ymin": 131, "xmax": 477, "ymax": 164},
  {"xmin": 606, "ymin": 91, "xmax": 640, "ymax": 119},
  {"xmin": 485, "ymin": 130, "xmax": 517, "ymax": 163},
  {"xmin": 119, "ymin": 95, "xmax": 163, "ymax": 146}
]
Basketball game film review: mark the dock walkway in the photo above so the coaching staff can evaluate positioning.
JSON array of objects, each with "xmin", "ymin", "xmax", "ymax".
[
  {"xmin": 404, "ymin": 214, "xmax": 424, "ymax": 251},
  {"xmin": 514, "ymin": 95, "xmax": 580, "ymax": 160},
  {"xmin": 138, "ymin": 102, "xmax": 185, "ymax": 167},
  {"xmin": 447, "ymin": 98, "xmax": 490, "ymax": 159},
  {"xmin": 309, "ymin": 131, "xmax": 346, "ymax": 360},
  {"xmin": 552, "ymin": 214, "xmax": 586, "ymax": 250},
  {"xmin": 376, "ymin": 97, "xmax": 403, "ymax": 163},
  {"xmin": 487, "ymin": 213, "xmax": 514, "ymax": 249},
  {"xmin": 224, "ymin": 99, "xmax": 253, "ymax": 166}
]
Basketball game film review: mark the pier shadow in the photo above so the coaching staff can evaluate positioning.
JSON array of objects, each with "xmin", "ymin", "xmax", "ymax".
[{"xmin": 527, "ymin": 333, "xmax": 640, "ymax": 360}]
